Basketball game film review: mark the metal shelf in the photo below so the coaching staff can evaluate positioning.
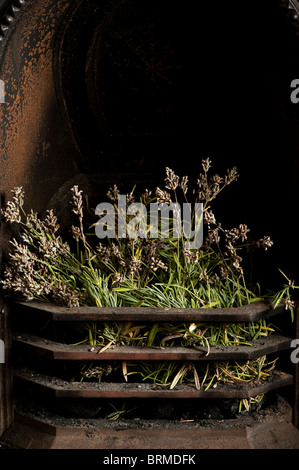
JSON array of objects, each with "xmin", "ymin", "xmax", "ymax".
[
  {"xmin": 14, "ymin": 368, "xmax": 293, "ymax": 400},
  {"xmin": 13, "ymin": 332, "xmax": 293, "ymax": 361},
  {"xmin": 13, "ymin": 300, "xmax": 286, "ymax": 322}
]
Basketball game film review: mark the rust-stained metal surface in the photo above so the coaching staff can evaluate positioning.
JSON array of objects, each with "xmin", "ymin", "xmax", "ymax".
[
  {"xmin": 13, "ymin": 332, "xmax": 293, "ymax": 361},
  {"xmin": 0, "ymin": 0, "xmax": 78, "ymax": 217},
  {"xmin": 0, "ymin": 0, "xmax": 195, "ymax": 225}
]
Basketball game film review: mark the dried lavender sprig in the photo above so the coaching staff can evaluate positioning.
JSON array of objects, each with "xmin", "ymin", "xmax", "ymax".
[
  {"xmin": 164, "ymin": 167, "xmax": 180, "ymax": 191},
  {"xmin": 70, "ymin": 185, "xmax": 88, "ymax": 247},
  {"xmin": 1, "ymin": 187, "xmax": 24, "ymax": 223}
]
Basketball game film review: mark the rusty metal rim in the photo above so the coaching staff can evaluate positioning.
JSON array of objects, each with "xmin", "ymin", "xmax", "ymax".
[
  {"xmin": 13, "ymin": 332, "xmax": 293, "ymax": 361},
  {"xmin": 0, "ymin": 0, "xmax": 27, "ymax": 46},
  {"xmin": 14, "ymin": 369, "xmax": 293, "ymax": 399},
  {"xmin": 12, "ymin": 300, "xmax": 286, "ymax": 322}
]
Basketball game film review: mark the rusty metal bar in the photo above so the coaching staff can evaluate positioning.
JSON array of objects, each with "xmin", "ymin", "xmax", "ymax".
[
  {"xmin": 13, "ymin": 333, "xmax": 293, "ymax": 362},
  {"xmin": 0, "ymin": 300, "xmax": 13, "ymax": 437},
  {"xmin": 13, "ymin": 300, "xmax": 286, "ymax": 323},
  {"xmin": 14, "ymin": 369, "xmax": 293, "ymax": 400}
]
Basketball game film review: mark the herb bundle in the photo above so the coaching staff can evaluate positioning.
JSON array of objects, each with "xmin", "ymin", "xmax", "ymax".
[
  {"xmin": 1, "ymin": 160, "xmax": 297, "ymax": 402},
  {"xmin": 1, "ymin": 159, "xmax": 296, "ymax": 311}
]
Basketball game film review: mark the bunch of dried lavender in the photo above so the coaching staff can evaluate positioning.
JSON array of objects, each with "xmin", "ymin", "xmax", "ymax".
[
  {"xmin": 1, "ymin": 188, "xmax": 84, "ymax": 307},
  {"xmin": 116, "ymin": 161, "xmax": 274, "ymax": 308},
  {"xmin": 91, "ymin": 186, "xmax": 171, "ymax": 288},
  {"xmin": 2, "ymin": 170, "xmax": 296, "ymax": 411},
  {"xmin": 1, "ymin": 160, "xmax": 297, "ymax": 312},
  {"xmin": 112, "ymin": 160, "xmax": 296, "ymax": 311}
]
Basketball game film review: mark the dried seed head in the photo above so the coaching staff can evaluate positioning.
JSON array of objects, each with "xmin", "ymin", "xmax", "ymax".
[
  {"xmin": 284, "ymin": 298, "xmax": 295, "ymax": 311},
  {"xmin": 150, "ymin": 257, "xmax": 168, "ymax": 272},
  {"xmin": 11, "ymin": 187, "xmax": 24, "ymax": 207},
  {"xmin": 225, "ymin": 228, "xmax": 240, "ymax": 243},
  {"xmin": 141, "ymin": 189, "xmax": 152, "ymax": 205},
  {"xmin": 225, "ymin": 166, "xmax": 239, "ymax": 185},
  {"xmin": 183, "ymin": 248, "xmax": 199, "ymax": 264},
  {"xmin": 199, "ymin": 268, "xmax": 209, "ymax": 281},
  {"xmin": 257, "ymin": 236, "xmax": 273, "ymax": 251},
  {"xmin": 204, "ymin": 209, "xmax": 217, "ymax": 226},
  {"xmin": 219, "ymin": 265, "xmax": 229, "ymax": 280},
  {"xmin": 71, "ymin": 225, "xmax": 81, "ymax": 241},
  {"xmin": 110, "ymin": 242, "xmax": 126, "ymax": 265},
  {"xmin": 128, "ymin": 256, "xmax": 142, "ymax": 276},
  {"xmin": 26, "ymin": 210, "xmax": 39, "ymax": 230},
  {"xmin": 164, "ymin": 167, "xmax": 180, "ymax": 190},
  {"xmin": 1, "ymin": 187, "xmax": 24, "ymax": 223},
  {"xmin": 2, "ymin": 201, "xmax": 21, "ymax": 223},
  {"xmin": 155, "ymin": 187, "xmax": 172, "ymax": 204},
  {"xmin": 126, "ymin": 192, "xmax": 135, "ymax": 206},
  {"xmin": 204, "ymin": 227, "xmax": 220, "ymax": 247},
  {"xmin": 42, "ymin": 209, "xmax": 60, "ymax": 235},
  {"xmin": 112, "ymin": 272, "xmax": 126, "ymax": 284},
  {"xmin": 180, "ymin": 176, "xmax": 188, "ymax": 194},
  {"xmin": 107, "ymin": 184, "xmax": 120, "ymax": 202},
  {"xmin": 210, "ymin": 174, "xmax": 223, "ymax": 185},
  {"xmin": 70, "ymin": 185, "xmax": 84, "ymax": 218},
  {"xmin": 239, "ymin": 224, "xmax": 250, "ymax": 242},
  {"xmin": 96, "ymin": 242, "xmax": 112, "ymax": 262},
  {"xmin": 52, "ymin": 281, "xmax": 81, "ymax": 308},
  {"xmin": 83, "ymin": 365, "xmax": 112, "ymax": 380},
  {"xmin": 202, "ymin": 158, "xmax": 212, "ymax": 173}
]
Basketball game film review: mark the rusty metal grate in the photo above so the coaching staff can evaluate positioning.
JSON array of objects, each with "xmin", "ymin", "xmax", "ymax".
[
  {"xmin": 13, "ymin": 332, "xmax": 293, "ymax": 362},
  {"xmin": 11, "ymin": 300, "xmax": 298, "ymax": 407},
  {"xmin": 14, "ymin": 369, "xmax": 293, "ymax": 400},
  {"xmin": 13, "ymin": 300, "xmax": 286, "ymax": 322}
]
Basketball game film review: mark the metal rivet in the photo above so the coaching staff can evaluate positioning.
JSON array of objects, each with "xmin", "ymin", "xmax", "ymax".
[
  {"xmin": 12, "ymin": 6, "xmax": 20, "ymax": 14},
  {"xmin": 2, "ymin": 14, "xmax": 13, "ymax": 24},
  {"xmin": 13, "ymin": 0, "xmax": 26, "ymax": 7},
  {"xmin": 0, "ymin": 24, "xmax": 9, "ymax": 34}
]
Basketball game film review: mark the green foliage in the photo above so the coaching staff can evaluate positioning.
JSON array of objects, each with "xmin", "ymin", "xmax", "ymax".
[
  {"xmin": 1, "ymin": 161, "xmax": 297, "ymax": 409},
  {"xmin": 74, "ymin": 318, "xmax": 276, "ymax": 350},
  {"xmin": 2, "ymin": 160, "xmax": 297, "ymax": 311}
]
